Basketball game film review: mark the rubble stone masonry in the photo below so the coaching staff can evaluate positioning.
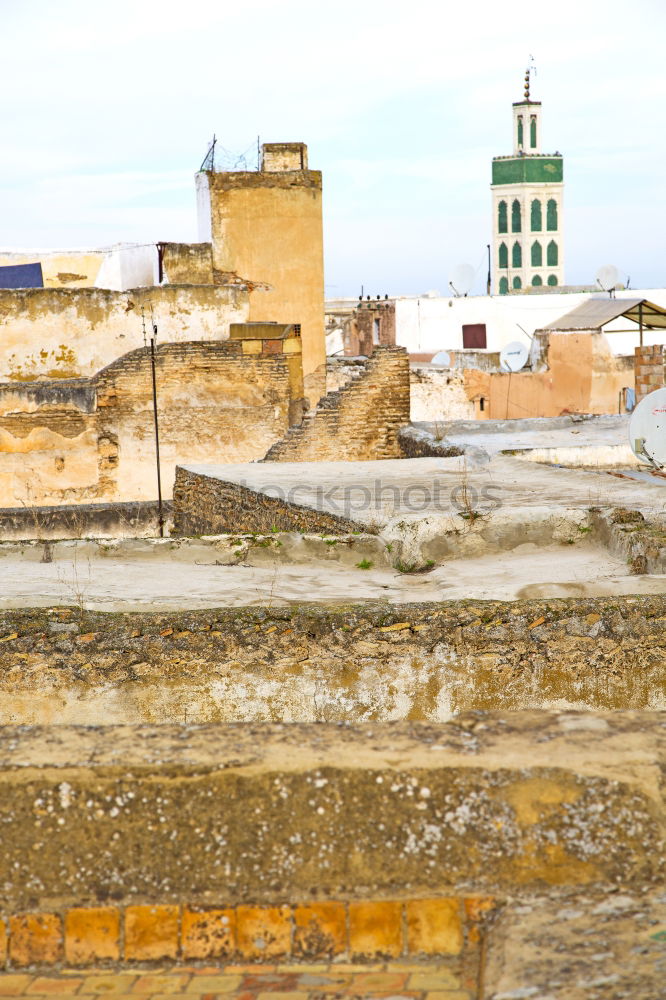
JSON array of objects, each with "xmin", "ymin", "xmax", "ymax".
[{"xmin": 634, "ymin": 342, "xmax": 665, "ymax": 402}]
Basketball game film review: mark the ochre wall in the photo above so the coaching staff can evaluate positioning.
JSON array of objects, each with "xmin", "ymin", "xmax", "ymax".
[
  {"xmin": 463, "ymin": 331, "xmax": 634, "ymax": 419},
  {"xmin": 204, "ymin": 169, "xmax": 326, "ymax": 404},
  {"xmin": 0, "ymin": 251, "xmax": 102, "ymax": 287},
  {"xmin": 0, "ymin": 339, "xmax": 303, "ymax": 507},
  {"xmin": 0, "ymin": 285, "xmax": 249, "ymax": 381},
  {"xmin": 159, "ymin": 243, "xmax": 214, "ymax": 285}
]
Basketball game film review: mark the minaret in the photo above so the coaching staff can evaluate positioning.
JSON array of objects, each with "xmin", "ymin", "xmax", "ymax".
[{"xmin": 491, "ymin": 69, "xmax": 564, "ymax": 295}]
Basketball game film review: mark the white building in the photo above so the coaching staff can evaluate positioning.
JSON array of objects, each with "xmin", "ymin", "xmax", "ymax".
[{"xmin": 491, "ymin": 70, "xmax": 564, "ymax": 294}]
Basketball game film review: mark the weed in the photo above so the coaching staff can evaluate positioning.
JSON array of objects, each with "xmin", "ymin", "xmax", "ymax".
[
  {"xmin": 325, "ymin": 539, "xmax": 338, "ymax": 546},
  {"xmin": 356, "ymin": 558, "xmax": 373, "ymax": 570},
  {"xmin": 577, "ymin": 525, "xmax": 592, "ymax": 534},
  {"xmin": 385, "ymin": 542, "xmax": 393, "ymax": 553}
]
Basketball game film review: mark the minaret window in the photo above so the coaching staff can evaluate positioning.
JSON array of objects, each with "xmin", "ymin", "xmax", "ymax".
[
  {"xmin": 499, "ymin": 277, "xmax": 509, "ymax": 295},
  {"xmin": 511, "ymin": 199, "xmax": 521, "ymax": 233},
  {"xmin": 532, "ymin": 275, "xmax": 543, "ymax": 286},
  {"xmin": 513, "ymin": 276, "xmax": 522, "ymax": 289},
  {"xmin": 547, "ymin": 199, "xmax": 558, "ymax": 231},
  {"xmin": 547, "ymin": 240, "xmax": 558, "ymax": 266},
  {"xmin": 512, "ymin": 241, "xmax": 522, "ymax": 268},
  {"xmin": 517, "ymin": 116, "xmax": 524, "ymax": 148},
  {"xmin": 531, "ymin": 241, "xmax": 542, "ymax": 267},
  {"xmin": 547, "ymin": 275, "xmax": 558, "ymax": 287},
  {"xmin": 530, "ymin": 115, "xmax": 537, "ymax": 148},
  {"xmin": 498, "ymin": 201, "xmax": 508, "ymax": 233},
  {"xmin": 530, "ymin": 199, "xmax": 542, "ymax": 231},
  {"xmin": 498, "ymin": 242, "xmax": 508, "ymax": 269}
]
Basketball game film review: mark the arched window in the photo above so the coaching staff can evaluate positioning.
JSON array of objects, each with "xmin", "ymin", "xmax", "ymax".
[
  {"xmin": 530, "ymin": 115, "xmax": 537, "ymax": 148},
  {"xmin": 513, "ymin": 276, "xmax": 522, "ymax": 289},
  {"xmin": 517, "ymin": 116, "xmax": 524, "ymax": 148},
  {"xmin": 532, "ymin": 275, "xmax": 543, "ymax": 286},
  {"xmin": 547, "ymin": 240, "xmax": 558, "ymax": 266},
  {"xmin": 531, "ymin": 241, "xmax": 542, "ymax": 267},
  {"xmin": 498, "ymin": 200, "xmax": 508, "ymax": 234},
  {"xmin": 512, "ymin": 241, "xmax": 522, "ymax": 268},
  {"xmin": 498, "ymin": 242, "xmax": 508, "ymax": 269},
  {"xmin": 530, "ymin": 199, "xmax": 542, "ymax": 231},
  {"xmin": 499, "ymin": 277, "xmax": 509, "ymax": 295},
  {"xmin": 547, "ymin": 199, "xmax": 558, "ymax": 231},
  {"xmin": 512, "ymin": 199, "xmax": 521, "ymax": 233},
  {"xmin": 547, "ymin": 274, "xmax": 558, "ymax": 287}
]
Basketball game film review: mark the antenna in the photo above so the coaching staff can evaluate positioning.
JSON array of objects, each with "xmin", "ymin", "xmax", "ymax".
[
  {"xmin": 431, "ymin": 351, "xmax": 452, "ymax": 367},
  {"xmin": 629, "ymin": 387, "xmax": 666, "ymax": 469},
  {"xmin": 448, "ymin": 263, "xmax": 475, "ymax": 297},
  {"xmin": 199, "ymin": 134, "xmax": 216, "ymax": 172},
  {"xmin": 595, "ymin": 264, "xmax": 621, "ymax": 298},
  {"xmin": 499, "ymin": 341, "xmax": 529, "ymax": 373}
]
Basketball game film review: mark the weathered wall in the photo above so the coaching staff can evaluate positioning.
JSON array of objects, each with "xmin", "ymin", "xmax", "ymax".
[
  {"xmin": 158, "ymin": 243, "xmax": 214, "ymax": 285},
  {"xmin": 634, "ymin": 342, "xmax": 664, "ymax": 402},
  {"xmin": 0, "ymin": 285, "xmax": 249, "ymax": 382},
  {"xmin": 0, "ymin": 597, "xmax": 663, "ymax": 724},
  {"xmin": 263, "ymin": 347, "xmax": 410, "ymax": 462},
  {"xmin": 0, "ymin": 500, "xmax": 173, "ymax": 540},
  {"xmin": 0, "ymin": 339, "xmax": 303, "ymax": 506},
  {"xmin": 199, "ymin": 153, "xmax": 326, "ymax": 404},
  {"xmin": 0, "ymin": 251, "xmax": 102, "ymax": 288},
  {"xmin": 410, "ymin": 367, "xmax": 475, "ymax": 422},
  {"xmin": 462, "ymin": 331, "xmax": 634, "ymax": 419}
]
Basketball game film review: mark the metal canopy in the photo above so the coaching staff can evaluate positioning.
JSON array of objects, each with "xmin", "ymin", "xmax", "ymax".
[{"xmin": 542, "ymin": 297, "xmax": 666, "ymax": 332}]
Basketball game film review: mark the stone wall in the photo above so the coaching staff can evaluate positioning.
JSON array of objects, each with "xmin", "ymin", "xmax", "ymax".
[
  {"xmin": 0, "ymin": 339, "xmax": 304, "ymax": 507},
  {"xmin": 410, "ymin": 367, "xmax": 475, "ymax": 422},
  {"xmin": 0, "ymin": 285, "xmax": 249, "ymax": 382},
  {"xmin": 634, "ymin": 342, "xmax": 664, "ymax": 402},
  {"xmin": 263, "ymin": 347, "xmax": 410, "ymax": 462},
  {"xmin": 172, "ymin": 468, "xmax": 360, "ymax": 536},
  {"xmin": 158, "ymin": 243, "xmax": 214, "ymax": 285},
  {"xmin": 0, "ymin": 500, "xmax": 173, "ymax": 540},
  {"xmin": 0, "ymin": 597, "xmax": 663, "ymax": 724}
]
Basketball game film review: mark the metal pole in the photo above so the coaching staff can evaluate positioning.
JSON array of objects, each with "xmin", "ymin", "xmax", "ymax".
[
  {"xmin": 486, "ymin": 244, "xmax": 491, "ymax": 296},
  {"xmin": 149, "ymin": 337, "xmax": 164, "ymax": 537},
  {"xmin": 639, "ymin": 301, "xmax": 644, "ymax": 348}
]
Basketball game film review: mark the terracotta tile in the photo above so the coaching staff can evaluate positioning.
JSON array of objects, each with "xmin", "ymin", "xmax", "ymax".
[
  {"xmin": 79, "ymin": 975, "xmax": 137, "ymax": 994},
  {"xmin": 0, "ymin": 976, "xmax": 37, "ymax": 996},
  {"xmin": 406, "ymin": 900, "xmax": 463, "ymax": 957},
  {"xmin": 131, "ymin": 974, "xmax": 189, "ymax": 994},
  {"xmin": 221, "ymin": 965, "xmax": 277, "ymax": 974},
  {"xmin": 183, "ymin": 975, "xmax": 242, "ymax": 994},
  {"xmin": 348, "ymin": 902, "xmax": 402, "ymax": 960},
  {"xmin": 407, "ymin": 971, "xmax": 464, "ymax": 991},
  {"xmin": 345, "ymin": 971, "xmax": 407, "ymax": 991},
  {"xmin": 236, "ymin": 907, "xmax": 291, "ymax": 961},
  {"xmin": 9, "ymin": 915, "xmax": 63, "ymax": 967},
  {"xmin": 65, "ymin": 908, "xmax": 120, "ymax": 965},
  {"xmin": 423, "ymin": 992, "xmax": 471, "ymax": 999},
  {"xmin": 25, "ymin": 979, "xmax": 82, "ymax": 995},
  {"xmin": 181, "ymin": 908, "xmax": 235, "ymax": 961},
  {"xmin": 124, "ymin": 907, "xmax": 178, "ymax": 962},
  {"xmin": 293, "ymin": 903, "xmax": 346, "ymax": 959}
]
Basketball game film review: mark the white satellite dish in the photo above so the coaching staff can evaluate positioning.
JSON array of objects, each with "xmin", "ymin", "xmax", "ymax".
[
  {"xmin": 431, "ymin": 351, "xmax": 452, "ymax": 367},
  {"xmin": 448, "ymin": 264, "xmax": 475, "ymax": 297},
  {"xmin": 499, "ymin": 341, "xmax": 529, "ymax": 373},
  {"xmin": 628, "ymin": 387, "xmax": 666, "ymax": 468},
  {"xmin": 596, "ymin": 264, "xmax": 621, "ymax": 294}
]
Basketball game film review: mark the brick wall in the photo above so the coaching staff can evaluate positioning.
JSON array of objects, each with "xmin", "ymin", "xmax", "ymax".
[
  {"xmin": 263, "ymin": 347, "xmax": 410, "ymax": 462},
  {"xmin": 634, "ymin": 343, "xmax": 665, "ymax": 402}
]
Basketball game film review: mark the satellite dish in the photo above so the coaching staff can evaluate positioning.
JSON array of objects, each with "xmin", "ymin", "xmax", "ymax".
[
  {"xmin": 448, "ymin": 264, "xmax": 475, "ymax": 297},
  {"xmin": 596, "ymin": 264, "xmax": 621, "ymax": 295},
  {"xmin": 499, "ymin": 341, "xmax": 529, "ymax": 372},
  {"xmin": 431, "ymin": 351, "xmax": 451, "ymax": 367},
  {"xmin": 628, "ymin": 387, "xmax": 666, "ymax": 468}
]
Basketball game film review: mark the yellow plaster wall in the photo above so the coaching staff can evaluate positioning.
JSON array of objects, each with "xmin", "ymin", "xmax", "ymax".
[
  {"xmin": 0, "ymin": 252, "xmax": 102, "ymax": 287},
  {"xmin": 205, "ymin": 171, "xmax": 326, "ymax": 404},
  {"xmin": 0, "ymin": 285, "xmax": 250, "ymax": 381}
]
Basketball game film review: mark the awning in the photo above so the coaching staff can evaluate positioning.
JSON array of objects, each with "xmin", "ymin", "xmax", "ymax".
[{"xmin": 541, "ymin": 297, "xmax": 666, "ymax": 331}]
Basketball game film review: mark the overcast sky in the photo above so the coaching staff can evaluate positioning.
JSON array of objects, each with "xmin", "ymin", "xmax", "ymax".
[{"xmin": 1, "ymin": 0, "xmax": 665, "ymax": 296}]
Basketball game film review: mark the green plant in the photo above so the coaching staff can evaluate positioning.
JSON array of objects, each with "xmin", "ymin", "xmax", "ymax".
[
  {"xmin": 385, "ymin": 542, "xmax": 393, "ymax": 553},
  {"xmin": 356, "ymin": 558, "xmax": 373, "ymax": 570}
]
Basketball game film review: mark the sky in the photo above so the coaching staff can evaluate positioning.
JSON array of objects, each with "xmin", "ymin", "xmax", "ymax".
[{"xmin": 1, "ymin": 0, "xmax": 665, "ymax": 297}]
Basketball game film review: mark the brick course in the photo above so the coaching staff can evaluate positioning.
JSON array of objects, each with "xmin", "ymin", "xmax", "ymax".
[{"xmin": 634, "ymin": 343, "xmax": 665, "ymax": 402}]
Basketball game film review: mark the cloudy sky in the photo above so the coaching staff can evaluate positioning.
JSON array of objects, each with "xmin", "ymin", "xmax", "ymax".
[{"xmin": 1, "ymin": 0, "xmax": 664, "ymax": 296}]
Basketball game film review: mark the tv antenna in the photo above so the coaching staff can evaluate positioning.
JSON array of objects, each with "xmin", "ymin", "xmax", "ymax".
[
  {"xmin": 448, "ymin": 263, "xmax": 475, "ymax": 297},
  {"xmin": 499, "ymin": 341, "xmax": 529, "ymax": 373},
  {"xmin": 595, "ymin": 264, "xmax": 621, "ymax": 298}
]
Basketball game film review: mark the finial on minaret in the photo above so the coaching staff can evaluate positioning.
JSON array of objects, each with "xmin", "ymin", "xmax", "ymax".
[{"xmin": 523, "ymin": 55, "xmax": 536, "ymax": 101}]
